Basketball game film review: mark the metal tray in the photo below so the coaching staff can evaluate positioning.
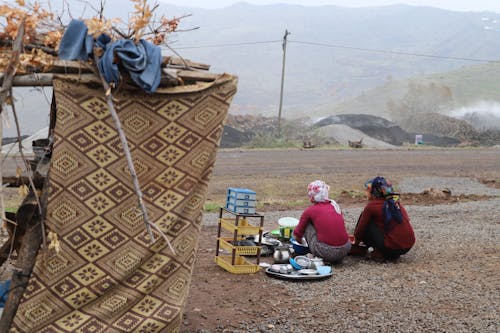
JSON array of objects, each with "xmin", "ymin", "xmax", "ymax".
[{"xmin": 265, "ymin": 267, "xmax": 332, "ymax": 281}]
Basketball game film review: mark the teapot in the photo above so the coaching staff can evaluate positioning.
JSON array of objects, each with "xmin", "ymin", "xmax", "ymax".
[{"xmin": 273, "ymin": 245, "xmax": 291, "ymax": 264}]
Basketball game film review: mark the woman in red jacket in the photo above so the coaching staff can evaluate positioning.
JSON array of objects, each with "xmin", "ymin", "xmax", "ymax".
[
  {"xmin": 293, "ymin": 180, "xmax": 351, "ymax": 263},
  {"xmin": 354, "ymin": 176, "xmax": 415, "ymax": 261}
]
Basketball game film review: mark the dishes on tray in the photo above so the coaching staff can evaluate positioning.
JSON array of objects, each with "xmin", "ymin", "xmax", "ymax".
[
  {"xmin": 289, "ymin": 258, "xmax": 302, "ymax": 270},
  {"xmin": 294, "ymin": 256, "xmax": 312, "ymax": 268},
  {"xmin": 316, "ymin": 265, "xmax": 332, "ymax": 275},
  {"xmin": 265, "ymin": 267, "xmax": 333, "ymax": 280}
]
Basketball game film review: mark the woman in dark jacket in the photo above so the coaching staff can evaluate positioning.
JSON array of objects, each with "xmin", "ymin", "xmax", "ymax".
[{"xmin": 354, "ymin": 176, "xmax": 415, "ymax": 261}]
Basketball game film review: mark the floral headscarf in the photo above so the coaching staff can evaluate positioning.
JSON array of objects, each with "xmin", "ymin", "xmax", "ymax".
[
  {"xmin": 364, "ymin": 176, "xmax": 402, "ymax": 230},
  {"xmin": 364, "ymin": 176, "xmax": 397, "ymax": 199},
  {"xmin": 307, "ymin": 180, "xmax": 341, "ymax": 214}
]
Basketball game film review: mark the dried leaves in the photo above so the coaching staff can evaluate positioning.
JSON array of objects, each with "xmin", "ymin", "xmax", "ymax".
[
  {"xmin": 0, "ymin": 0, "xmax": 181, "ymax": 74},
  {"xmin": 131, "ymin": 0, "xmax": 153, "ymax": 42},
  {"xmin": 130, "ymin": 0, "xmax": 179, "ymax": 44},
  {"xmin": 84, "ymin": 17, "xmax": 122, "ymax": 38},
  {"xmin": 0, "ymin": 0, "xmax": 58, "ymax": 46},
  {"xmin": 0, "ymin": 0, "xmax": 60, "ymax": 73}
]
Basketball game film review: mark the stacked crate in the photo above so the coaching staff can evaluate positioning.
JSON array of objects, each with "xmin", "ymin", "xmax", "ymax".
[
  {"xmin": 225, "ymin": 188, "xmax": 256, "ymax": 214},
  {"xmin": 216, "ymin": 188, "xmax": 263, "ymax": 274}
]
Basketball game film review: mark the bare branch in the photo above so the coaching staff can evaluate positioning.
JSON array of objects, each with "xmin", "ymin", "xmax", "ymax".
[
  {"xmin": 9, "ymin": 90, "xmax": 47, "ymax": 248},
  {"xmin": 110, "ymin": 26, "xmax": 126, "ymax": 39},
  {"xmin": 0, "ymin": 20, "xmax": 25, "ymax": 113},
  {"xmin": 163, "ymin": 43, "xmax": 190, "ymax": 69},
  {"xmin": 88, "ymin": 53, "xmax": 175, "ymax": 254},
  {"xmin": 0, "ymin": 39, "xmax": 57, "ymax": 56}
]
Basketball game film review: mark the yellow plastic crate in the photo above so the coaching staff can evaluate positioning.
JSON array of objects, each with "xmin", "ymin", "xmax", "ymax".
[
  {"xmin": 219, "ymin": 218, "xmax": 262, "ymax": 235},
  {"xmin": 218, "ymin": 237, "xmax": 260, "ymax": 256},
  {"xmin": 215, "ymin": 255, "xmax": 260, "ymax": 274}
]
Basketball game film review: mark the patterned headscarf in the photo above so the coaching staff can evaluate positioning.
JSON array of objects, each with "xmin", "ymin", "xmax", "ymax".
[
  {"xmin": 307, "ymin": 180, "xmax": 341, "ymax": 214},
  {"xmin": 364, "ymin": 176, "xmax": 402, "ymax": 230}
]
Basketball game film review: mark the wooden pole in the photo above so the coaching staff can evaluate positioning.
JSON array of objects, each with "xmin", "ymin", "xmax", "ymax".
[
  {"xmin": 0, "ymin": 70, "xmax": 215, "ymax": 87},
  {"xmin": 0, "ymin": 223, "xmax": 42, "ymax": 333},
  {"xmin": 277, "ymin": 29, "xmax": 290, "ymax": 137},
  {"xmin": 0, "ymin": 186, "xmax": 47, "ymax": 333}
]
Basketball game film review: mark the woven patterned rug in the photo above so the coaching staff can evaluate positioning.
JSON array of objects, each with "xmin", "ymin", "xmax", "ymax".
[{"xmin": 11, "ymin": 74, "xmax": 237, "ymax": 332}]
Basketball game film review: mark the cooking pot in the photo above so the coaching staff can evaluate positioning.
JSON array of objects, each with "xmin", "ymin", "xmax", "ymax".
[{"xmin": 273, "ymin": 245, "xmax": 291, "ymax": 264}]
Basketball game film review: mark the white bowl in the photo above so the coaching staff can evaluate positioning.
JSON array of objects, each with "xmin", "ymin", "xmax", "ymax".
[
  {"xmin": 294, "ymin": 256, "xmax": 312, "ymax": 268},
  {"xmin": 278, "ymin": 217, "xmax": 299, "ymax": 228}
]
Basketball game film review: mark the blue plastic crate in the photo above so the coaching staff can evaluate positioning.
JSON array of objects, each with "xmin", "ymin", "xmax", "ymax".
[
  {"xmin": 225, "ymin": 203, "xmax": 256, "ymax": 215},
  {"xmin": 226, "ymin": 196, "xmax": 256, "ymax": 207},
  {"xmin": 227, "ymin": 188, "xmax": 256, "ymax": 201}
]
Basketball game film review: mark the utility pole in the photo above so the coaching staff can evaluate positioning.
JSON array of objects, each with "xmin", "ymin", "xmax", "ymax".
[{"xmin": 278, "ymin": 29, "xmax": 290, "ymax": 137}]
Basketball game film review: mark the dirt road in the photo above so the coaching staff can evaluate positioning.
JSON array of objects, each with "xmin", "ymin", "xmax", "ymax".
[
  {"xmin": 206, "ymin": 148, "xmax": 500, "ymax": 206},
  {"xmin": 212, "ymin": 148, "xmax": 499, "ymax": 177}
]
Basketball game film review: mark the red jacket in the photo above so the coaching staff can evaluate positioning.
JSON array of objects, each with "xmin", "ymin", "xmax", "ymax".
[
  {"xmin": 293, "ymin": 201, "xmax": 349, "ymax": 247},
  {"xmin": 355, "ymin": 199, "xmax": 415, "ymax": 250}
]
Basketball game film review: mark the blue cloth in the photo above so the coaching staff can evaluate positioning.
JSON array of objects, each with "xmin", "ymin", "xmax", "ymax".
[
  {"xmin": 98, "ymin": 38, "xmax": 162, "ymax": 93},
  {"xmin": 59, "ymin": 20, "xmax": 162, "ymax": 93},
  {"xmin": 58, "ymin": 19, "xmax": 94, "ymax": 61},
  {"xmin": 0, "ymin": 280, "xmax": 11, "ymax": 307}
]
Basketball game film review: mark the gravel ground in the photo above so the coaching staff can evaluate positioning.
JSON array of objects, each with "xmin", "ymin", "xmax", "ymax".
[{"xmin": 199, "ymin": 177, "xmax": 500, "ymax": 333}]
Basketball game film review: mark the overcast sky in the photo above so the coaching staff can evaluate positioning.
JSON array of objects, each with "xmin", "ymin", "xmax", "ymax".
[{"xmin": 160, "ymin": 1, "xmax": 500, "ymax": 13}]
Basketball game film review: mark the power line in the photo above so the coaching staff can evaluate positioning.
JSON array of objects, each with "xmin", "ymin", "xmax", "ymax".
[
  {"xmin": 173, "ymin": 40, "xmax": 281, "ymax": 49},
  {"xmin": 171, "ymin": 37, "xmax": 500, "ymax": 63},
  {"xmin": 289, "ymin": 39, "xmax": 500, "ymax": 63}
]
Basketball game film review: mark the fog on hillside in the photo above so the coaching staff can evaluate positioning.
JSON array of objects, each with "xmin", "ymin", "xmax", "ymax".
[{"xmin": 448, "ymin": 102, "xmax": 500, "ymax": 130}]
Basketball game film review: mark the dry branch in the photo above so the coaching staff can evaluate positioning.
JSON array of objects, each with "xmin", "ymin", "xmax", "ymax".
[
  {"xmin": 91, "ymin": 53, "xmax": 175, "ymax": 254},
  {"xmin": 0, "ymin": 185, "xmax": 48, "ymax": 333},
  {"xmin": 0, "ymin": 223, "xmax": 42, "ymax": 333},
  {"xmin": 0, "ymin": 21, "xmax": 25, "ymax": 113},
  {"xmin": 0, "ymin": 39, "xmax": 57, "ymax": 56}
]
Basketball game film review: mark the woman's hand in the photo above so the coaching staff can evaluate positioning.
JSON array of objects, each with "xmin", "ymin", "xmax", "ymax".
[{"xmin": 294, "ymin": 235, "xmax": 303, "ymax": 244}]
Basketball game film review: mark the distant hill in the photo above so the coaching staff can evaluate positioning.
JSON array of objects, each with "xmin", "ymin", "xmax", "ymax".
[
  {"xmin": 322, "ymin": 62, "xmax": 500, "ymax": 126},
  {"xmin": 7, "ymin": 2, "xmax": 500, "ymax": 137},
  {"xmin": 155, "ymin": 2, "xmax": 500, "ymax": 118}
]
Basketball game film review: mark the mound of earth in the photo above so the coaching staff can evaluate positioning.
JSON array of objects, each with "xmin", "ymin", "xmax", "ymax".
[
  {"xmin": 315, "ymin": 114, "xmax": 411, "ymax": 145},
  {"xmin": 316, "ymin": 113, "xmax": 396, "ymax": 129},
  {"xmin": 316, "ymin": 124, "xmax": 396, "ymax": 148},
  {"xmin": 315, "ymin": 113, "xmax": 463, "ymax": 146}
]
